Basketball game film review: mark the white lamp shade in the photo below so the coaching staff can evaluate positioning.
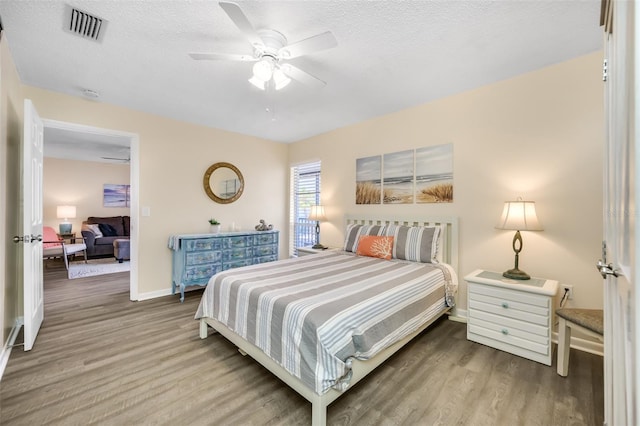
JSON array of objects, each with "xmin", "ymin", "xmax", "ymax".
[
  {"xmin": 273, "ymin": 68, "xmax": 291, "ymax": 90},
  {"xmin": 248, "ymin": 76, "xmax": 266, "ymax": 90},
  {"xmin": 56, "ymin": 205, "xmax": 76, "ymax": 220},
  {"xmin": 252, "ymin": 59, "xmax": 274, "ymax": 82},
  {"xmin": 496, "ymin": 200, "xmax": 543, "ymax": 231},
  {"xmin": 308, "ymin": 205, "xmax": 326, "ymax": 222}
]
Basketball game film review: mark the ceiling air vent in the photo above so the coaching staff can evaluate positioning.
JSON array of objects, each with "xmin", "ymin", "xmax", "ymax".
[{"xmin": 64, "ymin": 5, "xmax": 107, "ymax": 42}]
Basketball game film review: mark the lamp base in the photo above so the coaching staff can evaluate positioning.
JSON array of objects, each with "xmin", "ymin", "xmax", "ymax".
[
  {"xmin": 312, "ymin": 244, "xmax": 327, "ymax": 250},
  {"xmin": 503, "ymin": 268, "xmax": 531, "ymax": 280},
  {"xmin": 59, "ymin": 223, "xmax": 72, "ymax": 234}
]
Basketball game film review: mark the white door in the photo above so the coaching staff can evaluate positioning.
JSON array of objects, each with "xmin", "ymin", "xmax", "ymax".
[
  {"xmin": 600, "ymin": 1, "xmax": 637, "ymax": 424},
  {"xmin": 22, "ymin": 99, "xmax": 44, "ymax": 351}
]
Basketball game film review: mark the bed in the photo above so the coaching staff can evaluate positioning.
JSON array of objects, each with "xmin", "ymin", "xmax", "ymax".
[{"xmin": 195, "ymin": 215, "xmax": 458, "ymax": 426}]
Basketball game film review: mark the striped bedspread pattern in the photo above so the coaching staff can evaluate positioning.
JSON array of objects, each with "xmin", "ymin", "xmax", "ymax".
[{"xmin": 195, "ymin": 251, "xmax": 453, "ymax": 394}]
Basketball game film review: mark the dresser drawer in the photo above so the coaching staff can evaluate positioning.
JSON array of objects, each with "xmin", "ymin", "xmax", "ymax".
[
  {"xmin": 255, "ymin": 254, "xmax": 277, "ymax": 264},
  {"xmin": 224, "ymin": 235, "xmax": 252, "ymax": 249},
  {"xmin": 222, "ymin": 259, "xmax": 251, "ymax": 270},
  {"xmin": 185, "ymin": 238, "xmax": 222, "ymax": 252},
  {"xmin": 468, "ymin": 323, "xmax": 549, "ymax": 356},
  {"xmin": 253, "ymin": 244, "xmax": 277, "ymax": 257},
  {"xmin": 254, "ymin": 233, "xmax": 277, "ymax": 246},
  {"xmin": 185, "ymin": 264, "xmax": 222, "ymax": 284},
  {"xmin": 223, "ymin": 248, "xmax": 252, "ymax": 262},
  {"xmin": 469, "ymin": 309, "xmax": 548, "ymax": 338},
  {"xmin": 186, "ymin": 250, "xmax": 222, "ymax": 266}
]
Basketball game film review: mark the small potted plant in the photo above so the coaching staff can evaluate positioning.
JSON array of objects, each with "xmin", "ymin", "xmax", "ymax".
[{"xmin": 208, "ymin": 218, "xmax": 221, "ymax": 233}]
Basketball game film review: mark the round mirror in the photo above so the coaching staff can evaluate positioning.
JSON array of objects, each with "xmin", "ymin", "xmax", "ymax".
[{"xmin": 203, "ymin": 162, "xmax": 244, "ymax": 204}]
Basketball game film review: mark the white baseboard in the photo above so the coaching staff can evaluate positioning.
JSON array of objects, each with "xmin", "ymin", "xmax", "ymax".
[
  {"xmin": 447, "ymin": 309, "xmax": 603, "ymax": 357},
  {"xmin": 0, "ymin": 318, "xmax": 23, "ymax": 382},
  {"xmin": 137, "ymin": 288, "xmax": 174, "ymax": 301}
]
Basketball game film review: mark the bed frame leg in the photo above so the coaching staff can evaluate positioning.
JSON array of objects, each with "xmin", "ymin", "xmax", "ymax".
[
  {"xmin": 199, "ymin": 318, "xmax": 208, "ymax": 339},
  {"xmin": 311, "ymin": 402, "xmax": 326, "ymax": 426}
]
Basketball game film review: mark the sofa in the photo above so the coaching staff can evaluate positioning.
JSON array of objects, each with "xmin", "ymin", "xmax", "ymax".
[{"xmin": 81, "ymin": 216, "xmax": 130, "ymax": 258}]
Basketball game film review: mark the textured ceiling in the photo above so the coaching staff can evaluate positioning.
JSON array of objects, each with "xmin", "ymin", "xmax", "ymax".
[{"xmin": 1, "ymin": 0, "xmax": 603, "ymax": 149}]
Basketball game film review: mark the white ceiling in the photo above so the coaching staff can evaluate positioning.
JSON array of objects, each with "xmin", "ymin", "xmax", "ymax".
[{"xmin": 1, "ymin": 0, "xmax": 603, "ymax": 151}]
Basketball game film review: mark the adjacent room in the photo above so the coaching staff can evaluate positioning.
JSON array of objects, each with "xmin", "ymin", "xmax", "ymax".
[{"xmin": 0, "ymin": 1, "xmax": 636, "ymax": 425}]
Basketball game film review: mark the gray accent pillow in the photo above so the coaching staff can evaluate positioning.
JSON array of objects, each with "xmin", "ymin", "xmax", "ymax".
[
  {"xmin": 342, "ymin": 224, "xmax": 386, "ymax": 252},
  {"xmin": 385, "ymin": 224, "xmax": 440, "ymax": 263}
]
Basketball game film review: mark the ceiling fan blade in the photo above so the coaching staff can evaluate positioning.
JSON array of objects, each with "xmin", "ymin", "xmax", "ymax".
[
  {"xmin": 279, "ymin": 31, "xmax": 337, "ymax": 59},
  {"xmin": 189, "ymin": 52, "xmax": 256, "ymax": 61},
  {"xmin": 281, "ymin": 64, "xmax": 326, "ymax": 89},
  {"xmin": 219, "ymin": 2, "xmax": 264, "ymax": 48}
]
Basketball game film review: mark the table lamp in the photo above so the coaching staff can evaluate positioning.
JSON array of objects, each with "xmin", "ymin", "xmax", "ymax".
[
  {"xmin": 57, "ymin": 205, "xmax": 76, "ymax": 234},
  {"xmin": 308, "ymin": 205, "xmax": 327, "ymax": 249},
  {"xmin": 495, "ymin": 198, "xmax": 543, "ymax": 280}
]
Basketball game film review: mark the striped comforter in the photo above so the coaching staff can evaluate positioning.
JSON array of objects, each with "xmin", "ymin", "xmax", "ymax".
[{"xmin": 195, "ymin": 251, "xmax": 457, "ymax": 394}]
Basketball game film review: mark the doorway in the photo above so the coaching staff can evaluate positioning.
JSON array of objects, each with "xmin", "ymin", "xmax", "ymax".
[{"xmin": 41, "ymin": 119, "xmax": 139, "ymax": 300}]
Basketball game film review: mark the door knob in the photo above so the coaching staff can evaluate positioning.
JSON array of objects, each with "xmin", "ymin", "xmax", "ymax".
[{"xmin": 596, "ymin": 259, "xmax": 619, "ymax": 278}]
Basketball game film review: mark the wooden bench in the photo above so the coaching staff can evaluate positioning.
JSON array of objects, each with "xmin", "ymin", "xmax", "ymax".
[{"xmin": 556, "ymin": 308, "xmax": 603, "ymax": 376}]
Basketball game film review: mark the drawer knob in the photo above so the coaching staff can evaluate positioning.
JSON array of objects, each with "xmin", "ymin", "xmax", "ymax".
[
  {"xmin": 501, "ymin": 329, "xmax": 509, "ymax": 335},
  {"xmin": 501, "ymin": 302, "xmax": 509, "ymax": 309}
]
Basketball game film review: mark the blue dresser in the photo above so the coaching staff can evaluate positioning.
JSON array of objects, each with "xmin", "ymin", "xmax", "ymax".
[{"xmin": 169, "ymin": 230, "xmax": 279, "ymax": 302}]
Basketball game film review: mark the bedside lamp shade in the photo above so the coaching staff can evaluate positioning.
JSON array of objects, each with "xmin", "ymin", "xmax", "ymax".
[
  {"xmin": 56, "ymin": 205, "xmax": 76, "ymax": 234},
  {"xmin": 496, "ymin": 199, "xmax": 543, "ymax": 280},
  {"xmin": 308, "ymin": 205, "xmax": 327, "ymax": 250}
]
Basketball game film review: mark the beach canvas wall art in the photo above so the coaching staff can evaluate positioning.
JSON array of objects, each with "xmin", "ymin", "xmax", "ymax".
[
  {"xmin": 415, "ymin": 144, "xmax": 453, "ymax": 203},
  {"xmin": 383, "ymin": 150, "xmax": 414, "ymax": 204},
  {"xmin": 103, "ymin": 184, "xmax": 130, "ymax": 207},
  {"xmin": 356, "ymin": 155, "xmax": 382, "ymax": 204}
]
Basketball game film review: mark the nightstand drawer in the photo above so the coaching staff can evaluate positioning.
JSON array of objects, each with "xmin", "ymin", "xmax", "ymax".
[
  {"xmin": 469, "ymin": 309, "xmax": 549, "ymax": 338},
  {"xmin": 469, "ymin": 283, "xmax": 549, "ymax": 309},
  {"xmin": 468, "ymin": 299, "xmax": 548, "ymax": 326},
  {"xmin": 468, "ymin": 323, "xmax": 549, "ymax": 355}
]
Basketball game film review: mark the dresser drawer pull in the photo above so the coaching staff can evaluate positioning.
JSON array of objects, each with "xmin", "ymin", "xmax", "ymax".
[
  {"xmin": 501, "ymin": 328, "xmax": 509, "ymax": 335},
  {"xmin": 501, "ymin": 302, "xmax": 509, "ymax": 309}
]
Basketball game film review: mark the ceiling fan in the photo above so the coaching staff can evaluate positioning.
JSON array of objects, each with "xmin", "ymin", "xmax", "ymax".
[
  {"xmin": 189, "ymin": 2, "xmax": 338, "ymax": 91},
  {"xmin": 101, "ymin": 156, "xmax": 130, "ymax": 163}
]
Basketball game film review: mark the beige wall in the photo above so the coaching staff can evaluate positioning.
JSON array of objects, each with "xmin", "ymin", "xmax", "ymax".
[
  {"xmin": 289, "ymin": 51, "xmax": 604, "ymax": 313},
  {"xmin": 43, "ymin": 157, "xmax": 130, "ymax": 233},
  {"xmin": 24, "ymin": 86, "xmax": 289, "ymax": 298},
  {"xmin": 1, "ymin": 36, "xmax": 25, "ymax": 346}
]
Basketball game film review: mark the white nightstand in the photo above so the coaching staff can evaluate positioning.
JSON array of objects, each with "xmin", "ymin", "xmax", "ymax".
[
  {"xmin": 297, "ymin": 246, "xmax": 335, "ymax": 256},
  {"xmin": 465, "ymin": 269, "xmax": 559, "ymax": 366}
]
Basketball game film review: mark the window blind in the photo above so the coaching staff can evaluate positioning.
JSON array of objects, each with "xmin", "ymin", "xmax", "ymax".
[{"xmin": 289, "ymin": 161, "xmax": 321, "ymax": 256}]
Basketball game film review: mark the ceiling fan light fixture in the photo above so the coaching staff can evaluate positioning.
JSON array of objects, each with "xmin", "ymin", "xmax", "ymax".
[
  {"xmin": 248, "ymin": 76, "xmax": 266, "ymax": 90},
  {"xmin": 252, "ymin": 58, "xmax": 274, "ymax": 82},
  {"xmin": 273, "ymin": 68, "xmax": 291, "ymax": 90}
]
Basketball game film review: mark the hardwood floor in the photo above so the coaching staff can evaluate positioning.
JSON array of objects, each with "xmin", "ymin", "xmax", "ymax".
[{"xmin": 1, "ymin": 263, "xmax": 604, "ymax": 425}]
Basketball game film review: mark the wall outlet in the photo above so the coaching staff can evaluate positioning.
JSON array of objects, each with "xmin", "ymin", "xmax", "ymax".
[{"xmin": 561, "ymin": 284, "xmax": 574, "ymax": 300}]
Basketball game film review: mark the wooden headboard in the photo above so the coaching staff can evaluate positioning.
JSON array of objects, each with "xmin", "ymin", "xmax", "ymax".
[{"xmin": 344, "ymin": 214, "xmax": 459, "ymax": 274}]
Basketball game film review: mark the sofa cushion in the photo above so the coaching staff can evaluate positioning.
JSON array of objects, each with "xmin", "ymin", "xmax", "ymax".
[
  {"xmin": 98, "ymin": 223, "xmax": 119, "ymax": 237},
  {"xmin": 94, "ymin": 236, "xmax": 125, "ymax": 246},
  {"xmin": 123, "ymin": 216, "xmax": 130, "ymax": 237},
  {"xmin": 88, "ymin": 216, "xmax": 125, "ymax": 236}
]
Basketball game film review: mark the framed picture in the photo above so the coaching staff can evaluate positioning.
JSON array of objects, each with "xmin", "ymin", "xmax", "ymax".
[
  {"xmin": 383, "ymin": 150, "xmax": 414, "ymax": 204},
  {"xmin": 415, "ymin": 143, "xmax": 453, "ymax": 203},
  {"xmin": 356, "ymin": 155, "xmax": 382, "ymax": 204},
  {"xmin": 103, "ymin": 184, "xmax": 130, "ymax": 207}
]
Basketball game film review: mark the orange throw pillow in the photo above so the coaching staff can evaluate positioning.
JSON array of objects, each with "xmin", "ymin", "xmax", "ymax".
[{"xmin": 356, "ymin": 236, "xmax": 394, "ymax": 260}]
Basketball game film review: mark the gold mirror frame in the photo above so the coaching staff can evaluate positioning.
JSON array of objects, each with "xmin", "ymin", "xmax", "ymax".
[{"xmin": 203, "ymin": 162, "xmax": 244, "ymax": 204}]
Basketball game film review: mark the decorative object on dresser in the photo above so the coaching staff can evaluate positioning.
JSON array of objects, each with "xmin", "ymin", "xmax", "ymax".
[
  {"xmin": 254, "ymin": 219, "xmax": 273, "ymax": 231},
  {"xmin": 208, "ymin": 218, "xmax": 221, "ymax": 233},
  {"xmin": 81, "ymin": 216, "xmax": 130, "ymax": 259},
  {"xmin": 307, "ymin": 205, "xmax": 326, "ymax": 249},
  {"xmin": 465, "ymin": 269, "xmax": 558, "ymax": 366},
  {"xmin": 495, "ymin": 197, "xmax": 543, "ymax": 280},
  {"xmin": 203, "ymin": 162, "xmax": 244, "ymax": 204},
  {"xmin": 56, "ymin": 205, "xmax": 76, "ymax": 234},
  {"xmin": 169, "ymin": 230, "xmax": 279, "ymax": 302}
]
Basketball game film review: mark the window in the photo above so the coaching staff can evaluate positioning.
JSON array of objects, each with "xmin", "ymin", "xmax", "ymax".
[{"xmin": 290, "ymin": 161, "xmax": 321, "ymax": 256}]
